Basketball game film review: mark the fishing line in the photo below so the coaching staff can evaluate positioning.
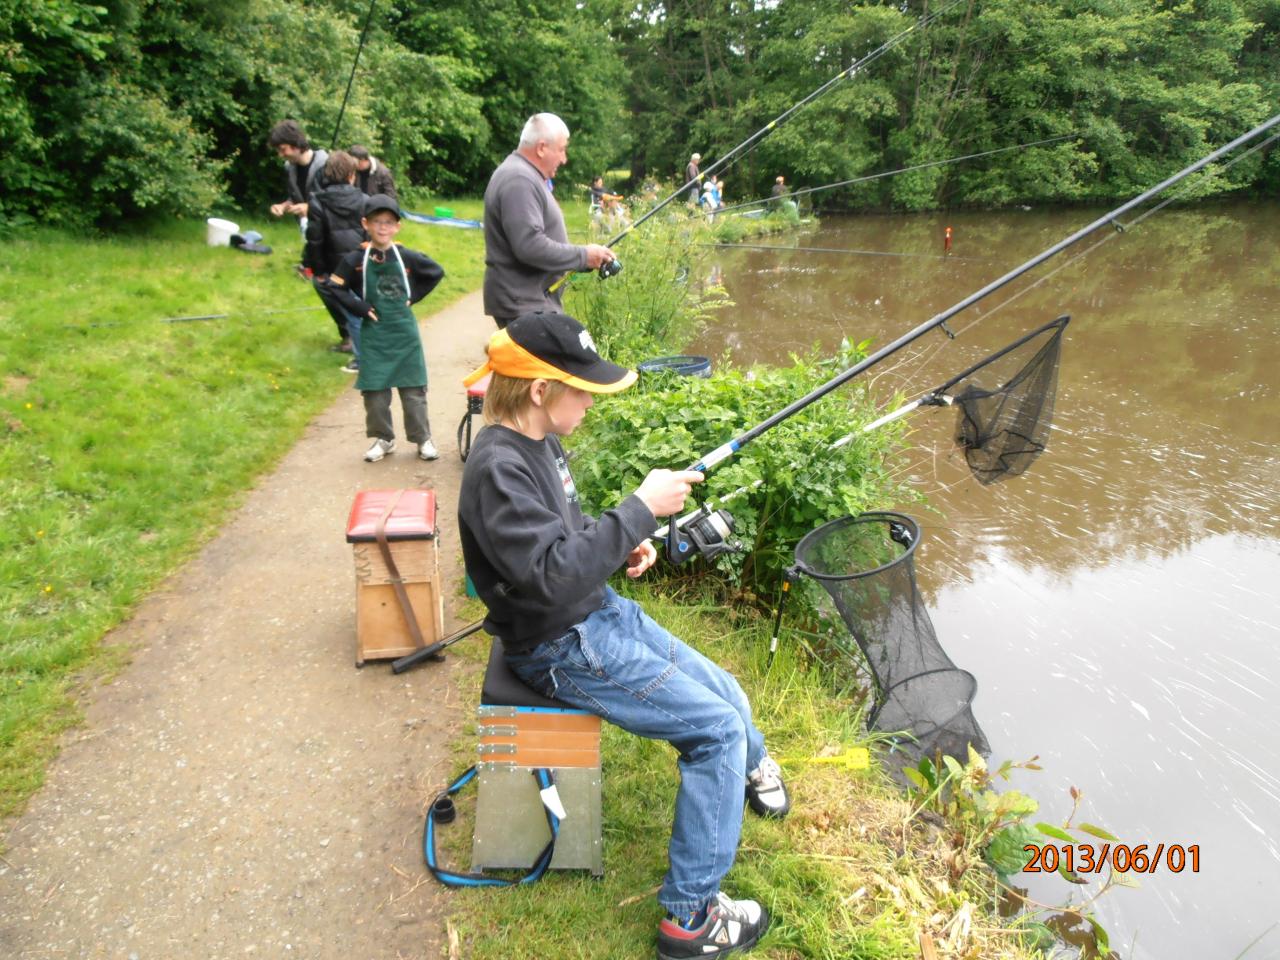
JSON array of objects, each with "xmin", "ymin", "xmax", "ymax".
[
  {"xmin": 715, "ymin": 129, "xmax": 1280, "ymax": 543},
  {"xmin": 661, "ymin": 111, "xmax": 1280, "ymax": 563},
  {"xmin": 713, "ymin": 133, "xmax": 1079, "ymax": 217},
  {"xmin": 756, "ymin": 126, "xmax": 1280, "ymax": 529},
  {"xmin": 870, "ymin": 126, "xmax": 1280, "ymax": 391},
  {"xmin": 65, "ymin": 305, "xmax": 326, "ymax": 330},
  {"xmin": 909, "ymin": 127, "xmax": 1280, "ymax": 368},
  {"xmin": 548, "ymin": 0, "xmax": 967, "ymax": 292},
  {"xmin": 702, "ymin": 242, "xmax": 997, "ymax": 263}
]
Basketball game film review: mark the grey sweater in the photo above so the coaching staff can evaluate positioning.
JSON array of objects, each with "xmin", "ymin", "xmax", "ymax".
[
  {"xmin": 458, "ymin": 426, "xmax": 656, "ymax": 654},
  {"xmin": 482, "ymin": 153, "xmax": 587, "ymax": 321}
]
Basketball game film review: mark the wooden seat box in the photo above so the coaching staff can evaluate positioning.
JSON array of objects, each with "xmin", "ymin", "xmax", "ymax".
[
  {"xmin": 345, "ymin": 489, "xmax": 443, "ymax": 666},
  {"xmin": 472, "ymin": 639, "xmax": 604, "ymax": 877}
]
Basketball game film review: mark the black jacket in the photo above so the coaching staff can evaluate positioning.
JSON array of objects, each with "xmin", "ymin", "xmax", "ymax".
[
  {"xmin": 304, "ymin": 183, "xmax": 367, "ymax": 274},
  {"xmin": 356, "ymin": 157, "xmax": 398, "ymax": 202},
  {"xmin": 326, "ymin": 244, "xmax": 445, "ymax": 320},
  {"xmin": 457, "ymin": 426, "xmax": 656, "ymax": 653}
]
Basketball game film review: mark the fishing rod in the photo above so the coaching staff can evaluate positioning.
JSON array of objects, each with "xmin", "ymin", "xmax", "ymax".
[
  {"xmin": 712, "ymin": 133, "xmax": 1079, "ymax": 218},
  {"xmin": 547, "ymin": 0, "xmax": 966, "ymax": 292},
  {"xmin": 330, "ymin": 0, "xmax": 379, "ymax": 149},
  {"xmin": 662, "ymin": 110, "xmax": 1280, "ymax": 564}
]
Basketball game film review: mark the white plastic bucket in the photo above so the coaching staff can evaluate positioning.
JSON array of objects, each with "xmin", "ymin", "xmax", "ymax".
[{"xmin": 206, "ymin": 217, "xmax": 239, "ymax": 247}]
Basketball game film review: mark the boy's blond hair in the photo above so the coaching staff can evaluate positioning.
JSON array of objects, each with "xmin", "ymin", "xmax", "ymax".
[{"xmin": 483, "ymin": 372, "xmax": 570, "ymax": 428}]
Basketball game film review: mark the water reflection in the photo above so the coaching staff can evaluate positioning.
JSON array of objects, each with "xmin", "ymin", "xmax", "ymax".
[{"xmin": 692, "ymin": 202, "xmax": 1280, "ymax": 960}]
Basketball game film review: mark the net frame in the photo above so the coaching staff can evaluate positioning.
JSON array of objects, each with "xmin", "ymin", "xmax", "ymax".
[
  {"xmin": 793, "ymin": 511, "xmax": 989, "ymax": 766},
  {"xmin": 935, "ymin": 315, "xmax": 1068, "ymax": 484}
]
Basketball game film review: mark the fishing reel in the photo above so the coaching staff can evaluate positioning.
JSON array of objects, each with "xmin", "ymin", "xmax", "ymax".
[
  {"xmin": 665, "ymin": 504, "xmax": 743, "ymax": 565},
  {"xmin": 598, "ymin": 257, "xmax": 623, "ymax": 280}
]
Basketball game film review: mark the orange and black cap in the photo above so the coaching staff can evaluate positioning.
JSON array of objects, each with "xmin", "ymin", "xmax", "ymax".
[{"xmin": 464, "ymin": 311, "xmax": 637, "ymax": 394}]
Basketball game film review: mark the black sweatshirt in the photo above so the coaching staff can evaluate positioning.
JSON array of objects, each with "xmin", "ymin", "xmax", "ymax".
[{"xmin": 458, "ymin": 425, "xmax": 656, "ymax": 654}]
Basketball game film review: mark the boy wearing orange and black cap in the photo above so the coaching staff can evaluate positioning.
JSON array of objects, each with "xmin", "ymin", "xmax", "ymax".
[{"xmin": 457, "ymin": 311, "xmax": 789, "ymax": 960}]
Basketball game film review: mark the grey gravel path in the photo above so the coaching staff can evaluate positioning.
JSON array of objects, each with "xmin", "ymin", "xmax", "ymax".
[{"xmin": 0, "ymin": 291, "xmax": 493, "ymax": 959}]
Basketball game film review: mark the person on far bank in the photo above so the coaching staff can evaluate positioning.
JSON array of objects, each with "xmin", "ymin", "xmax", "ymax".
[
  {"xmin": 458, "ymin": 311, "xmax": 790, "ymax": 960},
  {"xmin": 482, "ymin": 113, "xmax": 614, "ymax": 329},
  {"xmin": 304, "ymin": 150, "xmax": 368, "ymax": 363},
  {"xmin": 685, "ymin": 152, "xmax": 702, "ymax": 206},
  {"xmin": 348, "ymin": 144, "xmax": 398, "ymax": 202},
  {"xmin": 268, "ymin": 120, "xmax": 329, "ymax": 238},
  {"xmin": 325, "ymin": 195, "xmax": 445, "ymax": 462},
  {"xmin": 770, "ymin": 176, "xmax": 787, "ymax": 207}
]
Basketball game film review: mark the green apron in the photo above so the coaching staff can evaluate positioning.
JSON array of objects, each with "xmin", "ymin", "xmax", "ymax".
[{"xmin": 355, "ymin": 248, "xmax": 428, "ymax": 392}]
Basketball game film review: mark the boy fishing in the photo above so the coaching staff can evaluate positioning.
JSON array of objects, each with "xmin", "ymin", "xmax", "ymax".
[
  {"xmin": 457, "ymin": 312, "xmax": 789, "ymax": 960},
  {"xmin": 326, "ymin": 195, "xmax": 444, "ymax": 462}
]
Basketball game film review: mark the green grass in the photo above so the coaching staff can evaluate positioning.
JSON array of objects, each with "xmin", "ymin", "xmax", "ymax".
[
  {"xmin": 439, "ymin": 589, "xmax": 1046, "ymax": 960},
  {"xmin": 0, "ymin": 202, "xmax": 487, "ymax": 817}
]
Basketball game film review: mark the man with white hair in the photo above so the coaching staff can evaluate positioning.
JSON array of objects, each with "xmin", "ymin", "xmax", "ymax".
[
  {"xmin": 685, "ymin": 152, "xmax": 702, "ymax": 205},
  {"xmin": 482, "ymin": 113, "xmax": 615, "ymax": 329}
]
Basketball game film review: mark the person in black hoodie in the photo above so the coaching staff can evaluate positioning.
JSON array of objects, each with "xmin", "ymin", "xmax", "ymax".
[{"xmin": 305, "ymin": 151, "xmax": 368, "ymax": 362}]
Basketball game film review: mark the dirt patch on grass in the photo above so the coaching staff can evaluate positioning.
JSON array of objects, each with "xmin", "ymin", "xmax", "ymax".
[{"xmin": 3, "ymin": 374, "xmax": 32, "ymax": 395}]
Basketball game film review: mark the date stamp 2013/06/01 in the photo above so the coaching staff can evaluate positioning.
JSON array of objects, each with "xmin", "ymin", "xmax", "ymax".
[{"xmin": 1023, "ymin": 843, "xmax": 1200, "ymax": 875}]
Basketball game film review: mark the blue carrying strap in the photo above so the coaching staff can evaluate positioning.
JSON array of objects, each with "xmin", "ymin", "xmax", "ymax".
[{"xmin": 423, "ymin": 765, "xmax": 561, "ymax": 887}]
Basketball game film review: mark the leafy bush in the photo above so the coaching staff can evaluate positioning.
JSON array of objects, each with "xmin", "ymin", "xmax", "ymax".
[
  {"xmin": 566, "ymin": 341, "xmax": 917, "ymax": 603},
  {"xmin": 563, "ymin": 213, "xmax": 729, "ymax": 366}
]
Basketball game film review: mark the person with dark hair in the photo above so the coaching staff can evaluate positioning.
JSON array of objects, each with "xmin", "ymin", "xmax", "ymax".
[
  {"xmin": 305, "ymin": 151, "xmax": 368, "ymax": 360},
  {"xmin": 481, "ymin": 113, "xmax": 615, "ymax": 329},
  {"xmin": 268, "ymin": 120, "xmax": 329, "ymax": 233},
  {"xmin": 348, "ymin": 145, "xmax": 398, "ymax": 202},
  {"xmin": 457, "ymin": 311, "xmax": 790, "ymax": 959}
]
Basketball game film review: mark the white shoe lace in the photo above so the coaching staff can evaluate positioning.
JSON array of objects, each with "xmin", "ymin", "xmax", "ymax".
[{"xmin": 749, "ymin": 755, "xmax": 784, "ymax": 790}]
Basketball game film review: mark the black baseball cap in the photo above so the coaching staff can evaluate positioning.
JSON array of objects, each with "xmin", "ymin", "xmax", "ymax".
[
  {"xmin": 463, "ymin": 312, "xmax": 637, "ymax": 394},
  {"xmin": 364, "ymin": 194, "xmax": 400, "ymax": 219}
]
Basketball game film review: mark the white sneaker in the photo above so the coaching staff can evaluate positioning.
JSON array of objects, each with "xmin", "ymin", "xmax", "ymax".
[
  {"xmin": 746, "ymin": 755, "xmax": 791, "ymax": 819},
  {"xmin": 363, "ymin": 438, "xmax": 396, "ymax": 462},
  {"xmin": 418, "ymin": 439, "xmax": 439, "ymax": 461}
]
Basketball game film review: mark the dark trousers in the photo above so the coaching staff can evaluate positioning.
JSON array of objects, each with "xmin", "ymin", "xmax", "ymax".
[{"xmin": 363, "ymin": 387, "xmax": 429, "ymax": 443}]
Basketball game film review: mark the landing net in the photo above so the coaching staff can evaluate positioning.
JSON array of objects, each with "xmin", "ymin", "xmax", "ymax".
[
  {"xmin": 792, "ymin": 512, "xmax": 989, "ymax": 769},
  {"xmin": 936, "ymin": 315, "xmax": 1068, "ymax": 484}
]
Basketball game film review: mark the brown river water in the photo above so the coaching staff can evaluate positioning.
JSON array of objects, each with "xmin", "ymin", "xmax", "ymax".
[{"xmin": 686, "ymin": 202, "xmax": 1280, "ymax": 959}]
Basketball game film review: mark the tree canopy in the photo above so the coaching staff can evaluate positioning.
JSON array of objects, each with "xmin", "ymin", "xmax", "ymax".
[{"xmin": 1, "ymin": 0, "xmax": 1275, "ymax": 227}]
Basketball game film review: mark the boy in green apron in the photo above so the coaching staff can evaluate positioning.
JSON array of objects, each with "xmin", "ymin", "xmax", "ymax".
[{"xmin": 327, "ymin": 195, "xmax": 446, "ymax": 461}]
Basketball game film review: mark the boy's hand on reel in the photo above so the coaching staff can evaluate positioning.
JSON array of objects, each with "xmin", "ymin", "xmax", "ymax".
[{"xmin": 635, "ymin": 469, "xmax": 704, "ymax": 518}]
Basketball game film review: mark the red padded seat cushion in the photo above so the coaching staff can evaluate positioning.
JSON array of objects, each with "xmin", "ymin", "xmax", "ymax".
[{"xmin": 345, "ymin": 489, "xmax": 437, "ymax": 542}]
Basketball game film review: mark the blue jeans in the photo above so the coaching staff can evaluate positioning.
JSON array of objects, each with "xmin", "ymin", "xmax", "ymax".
[{"xmin": 504, "ymin": 588, "xmax": 766, "ymax": 915}]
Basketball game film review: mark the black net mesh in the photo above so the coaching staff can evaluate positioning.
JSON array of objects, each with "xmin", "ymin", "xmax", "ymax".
[
  {"xmin": 938, "ymin": 315, "xmax": 1068, "ymax": 485},
  {"xmin": 793, "ymin": 512, "xmax": 989, "ymax": 770}
]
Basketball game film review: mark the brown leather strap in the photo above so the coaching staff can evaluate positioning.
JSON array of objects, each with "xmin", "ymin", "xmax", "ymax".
[{"xmin": 374, "ymin": 490, "xmax": 426, "ymax": 650}]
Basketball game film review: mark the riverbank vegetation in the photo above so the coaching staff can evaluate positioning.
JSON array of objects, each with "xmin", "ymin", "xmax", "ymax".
[
  {"xmin": 0, "ymin": 210, "xmax": 485, "ymax": 817},
  {"xmin": 4, "ymin": 1, "xmax": 1276, "ymax": 230}
]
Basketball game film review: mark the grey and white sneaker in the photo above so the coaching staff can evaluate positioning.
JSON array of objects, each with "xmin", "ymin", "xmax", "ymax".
[
  {"xmin": 746, "ymin": 755, "xmax": 790, "ymax": 819},
  {"xmin": 657, "ymin": 892, "xmax": 769, "ymax": 960},
  {"xmin": 418, "ymin": 439, "xmax": 439, "ymax": 461},
  {"xmin": 363, "ymin": 438, "xmax": 396, "ymax": 462}
]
